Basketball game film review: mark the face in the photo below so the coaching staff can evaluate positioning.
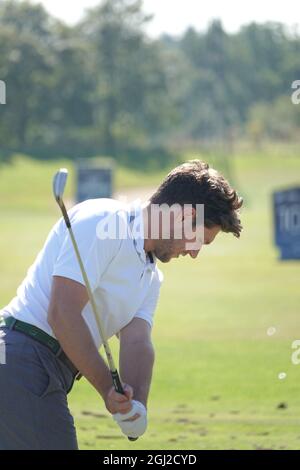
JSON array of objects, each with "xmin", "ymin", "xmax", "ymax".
[{"xmin": 153, "ymin": 224, "xmax": 221, "ymax": 263}]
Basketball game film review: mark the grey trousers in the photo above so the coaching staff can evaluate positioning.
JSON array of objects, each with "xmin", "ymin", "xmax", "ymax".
[{"xmin": 0, "ymin": 326, "xmax": 78, "ymax": 450}]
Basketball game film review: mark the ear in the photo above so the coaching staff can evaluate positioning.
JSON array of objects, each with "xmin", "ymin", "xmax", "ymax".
[
  {"xmin": 172, "ymin": 204, "xmax": 185, "ymax": 224},
  {"xmin": 182, "ymin": 206, "xmax": 196, "ymax": 222}
]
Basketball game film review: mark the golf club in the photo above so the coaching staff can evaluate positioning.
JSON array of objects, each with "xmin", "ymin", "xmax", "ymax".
[{"xmin": 53, "ymin": 168, "xmax": 138, "ymax": 442}]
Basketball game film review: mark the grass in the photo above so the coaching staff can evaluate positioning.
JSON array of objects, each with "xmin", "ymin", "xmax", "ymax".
[{"xmin": 0, "ymin": 148, "xmax": 300, "ymax": 449}]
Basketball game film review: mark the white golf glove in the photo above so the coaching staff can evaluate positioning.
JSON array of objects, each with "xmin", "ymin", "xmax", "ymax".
[{"xmin": 113, "ymin": 400, "xmax": 147, "ymax": 439}]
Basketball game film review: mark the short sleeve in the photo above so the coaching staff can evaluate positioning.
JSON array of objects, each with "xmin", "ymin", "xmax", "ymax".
[
  {"xmin": 133, "ymin": 268, "xmax": 163, "ymax": 328},
  {"xmin": 52, "ymin": 214, "xmax": 121, "ymax": 291}
]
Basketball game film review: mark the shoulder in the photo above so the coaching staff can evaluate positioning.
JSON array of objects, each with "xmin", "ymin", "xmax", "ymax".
[{"xmin": 69, "ymin": 198, "xmax": 128, "ymax": 224}]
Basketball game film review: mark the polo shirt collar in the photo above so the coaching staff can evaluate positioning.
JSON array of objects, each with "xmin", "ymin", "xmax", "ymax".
[{"xmin": 128, "ymin": 201, "xmax": 155, "ymax": 268}]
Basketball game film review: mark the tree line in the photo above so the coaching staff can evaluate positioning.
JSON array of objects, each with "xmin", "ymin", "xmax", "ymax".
[{"xmin": 0, "ymin": 0, "xmax": 299, "ymax": 168}]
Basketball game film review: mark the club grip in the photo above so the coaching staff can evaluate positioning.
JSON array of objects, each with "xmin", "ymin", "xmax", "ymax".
[
  {"xmin": 111, "ymin": 370, "xmax": 125, "ymax": 395},
  {"xmin": 111, "ymin": 370, "xmax": 138, "ymax": 442}
]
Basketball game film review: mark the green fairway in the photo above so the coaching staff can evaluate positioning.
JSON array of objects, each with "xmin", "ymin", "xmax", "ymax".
[{"xmin": 0, "ymin": 150, "xmax": 300, "ymax": 449}]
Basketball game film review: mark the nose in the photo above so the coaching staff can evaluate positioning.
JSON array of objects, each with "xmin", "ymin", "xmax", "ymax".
[{"xmin": 189, "ymin": 250, "xmax": 200, "ymax": 259}]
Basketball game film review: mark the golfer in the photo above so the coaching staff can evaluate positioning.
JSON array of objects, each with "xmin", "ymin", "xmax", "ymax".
[{"xmin": 0, "ymin": 160, "xmax": 242, "ymax": 449}]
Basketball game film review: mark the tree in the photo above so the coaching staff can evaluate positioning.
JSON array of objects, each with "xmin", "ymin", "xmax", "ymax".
[{"xmin": 78, "ymin": 0, "xmax": 172, "ymax": 159}]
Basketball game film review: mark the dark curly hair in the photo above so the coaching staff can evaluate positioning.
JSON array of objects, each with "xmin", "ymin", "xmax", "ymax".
[{"xmin": 149, "ymin": 160, "xmax": 243, "ymax": 238}]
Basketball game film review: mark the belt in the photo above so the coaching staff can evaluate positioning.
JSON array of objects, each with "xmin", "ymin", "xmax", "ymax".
[{"xmin": 2, "ymin": 317, "xmax": 82, "ymax": 381}]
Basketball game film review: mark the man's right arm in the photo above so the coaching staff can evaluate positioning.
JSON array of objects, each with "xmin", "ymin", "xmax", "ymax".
[{"xmin": 47, "ymin": 275, "xmax": 132, "ymax": 415}]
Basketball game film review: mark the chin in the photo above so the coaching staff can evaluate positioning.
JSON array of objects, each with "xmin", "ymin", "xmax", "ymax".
[{"xmin": 154, "ymin": 251, "xmax": 172, "ymax": 263}]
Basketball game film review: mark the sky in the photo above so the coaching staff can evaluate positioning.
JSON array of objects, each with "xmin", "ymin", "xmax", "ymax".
[{"xmin": 33, "ymin": 0, "xmax": 299, "ymax": 37}]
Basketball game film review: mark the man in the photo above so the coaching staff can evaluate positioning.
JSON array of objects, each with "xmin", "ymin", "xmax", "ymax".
[{"xmin": 0, "ymin": 159, "xmax": 243, "ymax": 449}]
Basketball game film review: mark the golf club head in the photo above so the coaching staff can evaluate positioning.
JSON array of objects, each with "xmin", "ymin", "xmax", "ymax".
[{"xmin": 53, "ymin": 168, "xmax": 68, "ymax": 203}]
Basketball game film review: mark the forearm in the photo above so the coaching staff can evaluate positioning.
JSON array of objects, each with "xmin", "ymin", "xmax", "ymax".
[
  {"xmin": 119, "ymin": 339, "xmax": 155, "ymax": 408},
  {"xmin": 49, "ymin": 311, "xmax": 112, "ymax": 401}
]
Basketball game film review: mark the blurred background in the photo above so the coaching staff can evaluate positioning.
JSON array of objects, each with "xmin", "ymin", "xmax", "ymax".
[{"xmin": 0, "ymin": 0, "xmax": 299, "ymax": 450}]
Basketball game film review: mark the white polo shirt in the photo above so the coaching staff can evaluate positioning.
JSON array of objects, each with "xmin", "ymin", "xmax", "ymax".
[{"xmin": 0, "ymin": 199, "xmax": 163, "ymax": 348}]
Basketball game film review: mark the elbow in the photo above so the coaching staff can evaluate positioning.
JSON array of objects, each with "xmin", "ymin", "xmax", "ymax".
[
  {"xmin": 122, "ymin": 338, "xmax": 155, "ymax": 365},
  {"xmin": 135, "ymin": 340, "xmax": 155, "ymax": 369}
]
